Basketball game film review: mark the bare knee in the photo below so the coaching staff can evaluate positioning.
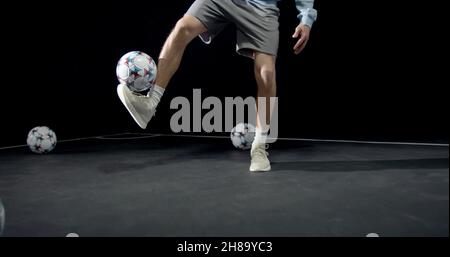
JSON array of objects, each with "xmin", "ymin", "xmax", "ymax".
[
  {"xmin": 172, "ymin": 17, "xmax": 202, "ymax": 43},
  {"xmin": 255, "ymin": 64, "xmax": 276, "ymax": 91}
]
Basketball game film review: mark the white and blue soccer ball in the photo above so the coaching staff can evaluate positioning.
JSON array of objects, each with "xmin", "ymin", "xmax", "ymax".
[
  {"xmin": 230, "ymin": 123, "xmax": 256, "ymax": 150},
  {"xmin": 116, "ymin": 51, "xmax": 157, "ymax": 93},
  {"xmin": 27, "ymin": 126, "xmax": 57, "ymax": 154}
]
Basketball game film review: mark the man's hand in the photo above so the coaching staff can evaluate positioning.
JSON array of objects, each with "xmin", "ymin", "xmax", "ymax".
[{"xmin": 292, "ymin": 24, "xmax": 311, "ymax": 55}]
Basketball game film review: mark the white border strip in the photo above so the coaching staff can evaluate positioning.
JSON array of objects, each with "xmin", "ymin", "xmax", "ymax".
[
  {"xmin": 0, "ymin": 132, "xmax": 448, "ymax": 150},
  {"xmin": 274, "ymin": 137, "xmax": 449, "ymax": 147},
  {"xmin": 0, "ymin": 144, "xmax": 29, "ymax": 150},
  {"xmin": 60, "ymin": 133, "xmax": 132, "ymax": 143},
  {"xmin": 148, "ymin": 133, "xmax": 449, "ymax": 147},
  {"xmin": 96, "ymin": 134, "xmax": 160, "ymax": 140},
  {"xmin": 0, "ymin": 133, "xmax": 132, "ymax": 150}
]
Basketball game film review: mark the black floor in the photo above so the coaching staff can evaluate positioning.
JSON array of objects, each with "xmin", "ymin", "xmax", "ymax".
[{"xmin": 0, "ymin": 135, "xmax": 448, "ymax": 237}]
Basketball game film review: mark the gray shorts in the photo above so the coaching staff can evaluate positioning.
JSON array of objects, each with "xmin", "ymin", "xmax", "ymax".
[{"xmin": 186, "ymin": 0, "xmax": 280, "ymax": 59}]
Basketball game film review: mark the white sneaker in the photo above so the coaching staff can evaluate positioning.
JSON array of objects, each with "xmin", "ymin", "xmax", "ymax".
[
  {"xmin": 250, "ymin": 143, "xmax": 271, "ymax": 172},
  {"xmin": 117, "ymin": 84, "xmax": 157, "ymax": 129}
]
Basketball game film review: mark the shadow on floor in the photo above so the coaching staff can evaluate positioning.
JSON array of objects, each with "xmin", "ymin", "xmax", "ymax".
[{"xmin": 272, "ymin": 158, "xmax": 449, "ymax": 172}]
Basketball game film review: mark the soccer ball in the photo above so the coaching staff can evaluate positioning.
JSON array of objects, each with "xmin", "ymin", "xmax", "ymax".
[
  {"xmin": 116, "ymin": 51, "xmax": 157, "ymax": 93},
  {"xmin": 230, "ymin": 123, "xmax": 256, "ymax": 150},
  {"xmin": 27, "ymin": 126, "xmax": 57, "ymax": 154}
]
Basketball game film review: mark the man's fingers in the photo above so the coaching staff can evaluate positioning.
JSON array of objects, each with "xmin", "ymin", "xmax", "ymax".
[
  {"xmin": 294, "ymin": 35, "xmax": 309, "ymax": 55},
  {"xmin": 293, "ymin": 31, "xmax": 308, "ymax": 50},
  {"xmin": 293, "ymin": 24, "xmax": 311, "ymax": 54},
  {"xmin": 292, "ymin": 26, "xmax": 301, "ymax": 38},
  {"xmin": 293, "ymin": 36, "xmax": 305, "ymax": 50},
  {"xmin": 294, "ymin": 41, "xmax": 307, "ymax": 55}
]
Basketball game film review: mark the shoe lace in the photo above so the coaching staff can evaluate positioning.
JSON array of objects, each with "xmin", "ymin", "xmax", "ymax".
[{"xmin": 131, "ymin": 91, "xmax": 158, "ymax": 117}]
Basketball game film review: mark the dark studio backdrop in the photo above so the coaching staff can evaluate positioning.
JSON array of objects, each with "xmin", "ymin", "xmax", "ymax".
[{"xmin": 0, "ymin": 0, "xmax": 447, "ymax": 147}]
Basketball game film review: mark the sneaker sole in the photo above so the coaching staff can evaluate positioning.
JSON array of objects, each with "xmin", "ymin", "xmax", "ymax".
[
  {"xmin": 117, "ymin": 84, "xmax": 148, "ymax": 130},
  {"xmin": 249, "ymin": 165, "xmax": 271, "ymax": 172}
]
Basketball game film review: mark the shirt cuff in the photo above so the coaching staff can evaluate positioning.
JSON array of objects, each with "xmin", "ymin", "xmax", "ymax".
[{"xmin": 298, "ymin": 8, "xmax": 318, "ymax": 28}]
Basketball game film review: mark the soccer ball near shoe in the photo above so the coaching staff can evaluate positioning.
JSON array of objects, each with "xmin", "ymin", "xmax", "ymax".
[
  {"xmin": 116, "ymin": 51, "xmax": 157, "ymax": 93},
  {"xmin": 230, "ymin": 123, "xmax": 256, "ymax": 150},
  {"xmin": 27, "ymin": 126, "xmax": 57, "ymax": 154}
]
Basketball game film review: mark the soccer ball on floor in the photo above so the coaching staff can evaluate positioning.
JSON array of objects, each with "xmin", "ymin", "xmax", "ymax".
[
  {"xmin": 230, "ymin": 123, "xmax": 256, "ymax": 150},
  {"xmin": 116, "ymin": 51, "xmax": 157, "ymax": 93},
  {"xmin": 27, "ymin": 126, "xmax": 57, "ymax": 154}
]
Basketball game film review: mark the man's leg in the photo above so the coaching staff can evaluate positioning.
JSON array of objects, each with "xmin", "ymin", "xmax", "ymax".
[
  {"xmin": 254, "ymin": 52, "xmax": 277, "ymax": 132},
  {"xmin": 117, "ymin": 15, "xmax": 207, "ymax": 129},
  {"xmin": 156, "ymin": 15, "xmax": 207, "ymax": 88},
  {"xmin": 250, "ymin": 52, "xmax": 277, "ymax": 172}
]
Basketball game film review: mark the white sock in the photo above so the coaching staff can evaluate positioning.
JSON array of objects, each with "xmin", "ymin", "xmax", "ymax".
[
  {"xmin": 253, "ymin": 128, "xmax": 269, "ymax": 146},
  {"xmin": 147, "ymin": 85, "xmax": 165, "ymax": 105}
]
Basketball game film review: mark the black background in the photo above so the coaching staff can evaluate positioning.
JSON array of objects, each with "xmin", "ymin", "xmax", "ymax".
[
  {"xmin": 1, "ymin": 0, "xmax": 447, "ymax": 147},
  {"xmin": 0, "ymin": 237, "xmax": 448, "ymax": 255}
]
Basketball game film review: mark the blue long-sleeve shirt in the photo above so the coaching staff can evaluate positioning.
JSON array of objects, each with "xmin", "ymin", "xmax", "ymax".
[{"xmin": 250, "ymin": 0, "xmax": 317, "ymax": 27}]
